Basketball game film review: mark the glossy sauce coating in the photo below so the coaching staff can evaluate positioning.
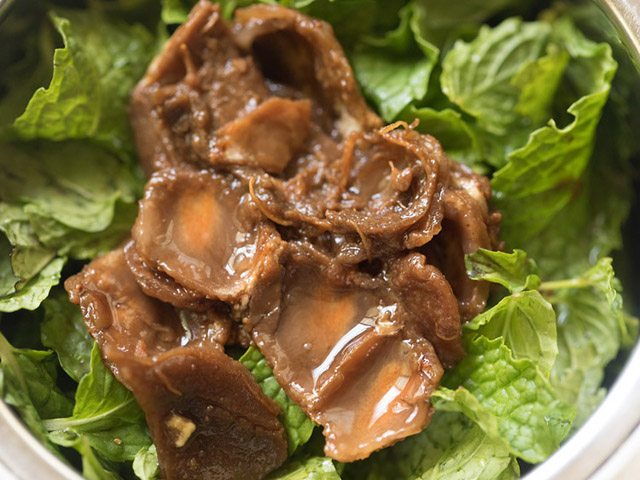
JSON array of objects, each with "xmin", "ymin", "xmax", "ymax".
[{"xmin": 67, "ymin": 1, "xmax": 501, "ymax": 478}]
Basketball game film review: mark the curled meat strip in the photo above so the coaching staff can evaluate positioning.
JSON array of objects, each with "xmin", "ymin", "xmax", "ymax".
[
  {"xmin": 66, "ymin": 1, "xmax": 503, "ymax": 477},
  {"xmin": 249, "ymin": 125, "xmax": 446, "ymax": 259}
]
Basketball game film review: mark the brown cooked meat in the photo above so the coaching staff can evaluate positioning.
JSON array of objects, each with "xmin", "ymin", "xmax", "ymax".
[
  {"xmin": 66, "ymin": 1, "xmax": 502, "ymax": 478},
  {"xmin": 130, "ymin": 1, "xmax": 379, "ymax": 176},
  {"xmin": 65, "ymin": 249, "xmax": 287, "ymax": 480},
  {"xmin": 247, "ymin": 243, "xmax": 446, "ymax": 461}
]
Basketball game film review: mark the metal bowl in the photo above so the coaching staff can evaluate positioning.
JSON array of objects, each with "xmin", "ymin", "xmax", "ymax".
[{"xmin": 0, "ymin": 0, "xmax": 638, "ymax": 478}]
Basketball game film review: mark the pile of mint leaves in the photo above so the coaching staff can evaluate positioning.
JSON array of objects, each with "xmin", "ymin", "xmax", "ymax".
[{"xmin": 0, "ymin": 0, "xmax": 638, "ymax": 479}]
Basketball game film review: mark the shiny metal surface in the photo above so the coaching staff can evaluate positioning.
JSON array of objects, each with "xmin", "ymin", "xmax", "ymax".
[
  {"xmin": 597, "ymin": 0, "xmax": 640, "ymax": 67},
  {"xmin": 0, "ymin": 0, "xmax": 639, "ymax": 479},
  {"xmin": 524, "ymin": 343, "xmax": 640, "ymax": 480},
  {"xmin": 0, "ymin": 401, "xmax": 80, "ymax": 480}
]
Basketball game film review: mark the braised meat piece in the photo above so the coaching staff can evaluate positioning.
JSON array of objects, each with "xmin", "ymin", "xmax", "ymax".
[
  {"xmin": 132, "ymin": 169, "xmax": 283, "ymax": 305},
  {"xmin": 389, "ymin": 253, "xmax": 465, "ymax": 367},
  {"xmin": 130, "ymin": 1, "xmax": 270, "ymax": 174},
  {"xmin": 249, "ymin": 125, "xmax": 447, "ymax": 259},
  {"xmin": 424, "ymin": 161, "xmax": 502, "ymax": 320},
  {"xmin": 66, "ymin": 1, "xmax": 505, "ymax": 476},
  {"xmin": 215, "ymin": 97, "xmax": 312, "ymax": 174},
  {"xmin": 248, "ymin": 244, "xmax": 447, "ymax": 461},
  {"xmin": 65, "ymin": 249, "xmax": 288, "ymax": 480},
  {"xmin": 124, "ymin": 240, "xmax": 212, "ymax": 311},
  {"xmin": 130, "ymin": 0, "xmax": 379, "ymax": 176},
  {"xmin": 233, "ymin": 3, "xmax": 380, "ymax": 136},
  {"xmin": 125, "ymin": 346, "xmax": 285, "ymax": 480}
]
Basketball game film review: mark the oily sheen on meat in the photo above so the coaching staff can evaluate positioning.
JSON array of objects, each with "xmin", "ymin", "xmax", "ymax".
[{"xmin": 67, "ymin": 1, "xmax": 501, "ymax": 478}]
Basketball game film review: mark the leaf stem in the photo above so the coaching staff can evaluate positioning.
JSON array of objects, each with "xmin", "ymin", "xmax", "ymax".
[{"xmin": 538, "ymin": 278, "xmax": 591, "ymax": 291}]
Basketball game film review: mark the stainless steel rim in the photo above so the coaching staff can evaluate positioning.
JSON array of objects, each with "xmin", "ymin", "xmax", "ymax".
[
  {"xmin": 597, "ymin": 0, "xmax": 640, "ymax": 68},
  {"xmin": 0, "ymin": 0, "xmax": 639, "ymax": 479},
  {"xmin": 0, "ymin": 402, "xmax": 81, "ymax": 480}
]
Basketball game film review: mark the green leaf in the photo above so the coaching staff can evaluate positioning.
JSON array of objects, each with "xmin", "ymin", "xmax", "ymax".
[
  {"xmin": 411, "ymin": 0, "xmax": 525, "ymax": 47},
  {"xmin": 28, "ymin": 200, "xmax": 139, "ymax": 260},
  {"xmin": 513, "ymin": 62, "xmax": 634, "ymax": 278},
  {"xmin": 79, "ymin": 437, "xmax": 122, "ymax": 480},
  {"xmin": 465, "ymin": 249, "xmax": 541, "ymax": 293},
  {"xmin": 296, "ymin": 0, "xmax": 397, "ymax": 48},
  {"xmin": 13, "ymin": 9, "xmax": 155, "ymax": 156},
  {"xmin": 0, "ymin": 235, "xmax": 20, "ymax": 297},
  {"xmin": 50, "ymin": 431, "xmax": 122, "ymax": 480},
  {"xmin": 41, "ymin": 292, "xmax": 93, "ymax": 382},
  {"xmin": 0, "ymin": 139, "xmax": 140, "ymax": 312},
  {"xmin": 513, "ymin": 45, "xmax": 569, "ymax": 126},
  {"xmin": 0, "ymin": 204, "xmax": 54, "ymax": 284},
  {"xmin": 545, "ymin": 258, "xmax": 638, "ymax": 426},
  {"xmin": 240, "ymin": 346, "xmax": 314, "ymax": 454},
  {"xmin": 492, "ymin": 19, "xmax": 617, "ymax": 248},
  {"xmin": 161, "ymin": 0, "xmax": 193, "ymax": 24},
  {"xmin": 437, "ymin": 336, "xmax": 575, "ymax": 463},
  {"xmin": 441, "ymin": 19, "xmax": 552, "ymax": 136},
  {"xmin": 352, "ymin": 4, "xmax": 439, "ymax": 121},
  {"xmin": 0, "ymin": 257, "xmax": 65, "ymax": 313},
  {"xmin": 0, "ymin": 5, "xmax": 53, "ymax": 127},
  {"xmin": 0, "ymin": 142, "xmax": 140, "ymax": 234},
  {"xmin": 133, "ymin": 444, "xmax": 159, "ymax": 480},
  {"xmin": 45, "ymin": 344, "xmax": 151, "ymax": 463},
  {"xmin": 0, "ymin": 332, "xmax": 72, "ymax": 454},
  {"xmin": 362, "ymin": 412, "xmax": 515, "ymax": 480},
  {"xmin": 465, "ymin": 291, "xmax": 557, "ymax": 377},
  {"xmin": 269, "ymin": 456, "xmax": 341, "ymax": 480}
]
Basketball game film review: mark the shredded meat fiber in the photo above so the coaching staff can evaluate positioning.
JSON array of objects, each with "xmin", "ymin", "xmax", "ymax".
[{"xmin": 66, "ymin": 2, "xmax": 501, "ymax": 478}]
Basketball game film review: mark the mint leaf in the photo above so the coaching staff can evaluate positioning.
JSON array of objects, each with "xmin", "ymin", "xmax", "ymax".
[
  {"xmin": 437, "ymin": 336, "xmax": 575, "ymax": 463},
  {"xmin": 0, "ymin": 204, "xmax": 54, "ymax": 284},
  {"xmin": 49, "ymin": 431, "xmax": 121, "ymax": 480},
  {"xmin": 352, "ymin": 4, "xmax": 439, "ymax": 121},
  {"xmin": 28, "ymin": 200, "xmax": 139, "ymax": 260},
  {"xmin": 465, "ymin": 249, "xmax": 541, "ymax": 293},
  {"xmin": 133, "ymin": 444, "xmax": 159, "ymax": 480},
  {"xmin": 297, "ymin": 0, "xmax": 400, "ymax": 48},
  {"xmin": 268, "ymin": 456, "xmax": 341, "ymax": 480},
  {"xmin": 0, "ymin": 256, "xmax": 64, "ymax": 312},
  {"xmin": 0, "ymin": 140, "xmax": 140, "ymax": 312},
  {"xmin": 492, "ymin": 19, "xmax": 617, "ymax": 248},
  {"xmin": 0, "ymin": 332, "xmax": 72, "ymax": 454},
  {"xmin": 465, "ymin": 291, "xmax": 557, "ymax": 377},
  {"xmin": 42, "ymin": 292, "xmax": 93, "ymax": 382},
  {"xmin": 411, "ymin": 0, "xmax": 523, "ymax": 47},
  {"xmin": 161, "ymin": 0, "xmax": 192, "ymax": 24},
  {"xmin": 513, "ymin": 45, "xmax": 569, "ymax": 126},
  {"xmin": 0, "ymin": 140, "xmax": 141, "ymax": 312},
  {"xmin": 362, "ymin": 412, "xmax": 515, "ymax": 480},
  {"xmin": 45, "ymin": 344, "xmax": 151, "ymax": 463},
  {"xmin": 516, "ymin": 68, "xmax": 634, "ymax": 278},
  {"xmin": 240, "ymin": 346, "xmax": 314, "ymax": 454},
  {"xmin": 545, "ymin": 258, "xmax": 638, "ymax": 425},
  {"xmin": 0, "ymin": 142, "xmax": 139, "ymax": 234},
  {"xmin": 13, "ymin": 9, "xmax": 155, "ymax": 157},
  {"xmin": 441, "ymin": 19, "xmax": 552, "ymax": 136}
]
